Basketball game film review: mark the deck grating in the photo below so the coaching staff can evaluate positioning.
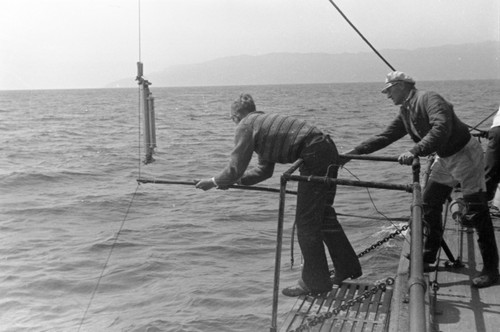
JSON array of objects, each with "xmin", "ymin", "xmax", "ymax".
[{"xmin": 280, "ymin": 282, "xmax": 393, "ymax": 332}]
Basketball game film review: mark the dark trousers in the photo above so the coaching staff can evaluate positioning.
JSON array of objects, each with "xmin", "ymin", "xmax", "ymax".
[
  {"xmin": 485, "ymin": 126, "xmax": 500, "ymax": 201},
  {"xmin": 296, "ymin": 135, "xmax": 361, "ymax": 292},
  {"xmin": 423, "ymin": 180, "xmax": 499, "ymax": 272}
]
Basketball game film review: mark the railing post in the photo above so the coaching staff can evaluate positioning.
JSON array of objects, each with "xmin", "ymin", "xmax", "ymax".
[
  {"xmin": 270, "ymin": 159, "xmax": 303, "ymax": 332},
  {"xmin": 409, "ymin": 157, "xmax": 427, "ymax": 332},
  {"xmin": 270, "ymin": 175, "xmax": 288, "ymax": 332}
]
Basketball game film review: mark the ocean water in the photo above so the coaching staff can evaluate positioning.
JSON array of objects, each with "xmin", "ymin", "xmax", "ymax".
[{"xmin": 1, "ymin": 80, "xmax": 498, "ymax": 332}]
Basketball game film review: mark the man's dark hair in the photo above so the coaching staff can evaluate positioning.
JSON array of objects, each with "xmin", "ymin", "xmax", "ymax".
[{"xmin": 231, "ymin": 93, "xmax": 256, "ymax": 115}]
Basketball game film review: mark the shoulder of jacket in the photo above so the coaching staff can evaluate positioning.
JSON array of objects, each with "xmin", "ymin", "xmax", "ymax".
[{"xmin": 418, "ymin": 90, "xmax": 445, "ymax": 100}]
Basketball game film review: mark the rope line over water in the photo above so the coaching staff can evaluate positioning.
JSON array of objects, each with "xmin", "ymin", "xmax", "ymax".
[
  {"xmin": 78, "ymin": 1, "xmax": 145, "ymax": 329},
  {"xmin": 77, "ymin": 184, "xmax": 141, "ymax": 331}
]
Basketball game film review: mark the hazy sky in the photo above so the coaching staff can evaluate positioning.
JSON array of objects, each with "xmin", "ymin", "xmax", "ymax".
[{"xmin": 1, "ymin": 0, "xmax": 498, "ymax": 90}]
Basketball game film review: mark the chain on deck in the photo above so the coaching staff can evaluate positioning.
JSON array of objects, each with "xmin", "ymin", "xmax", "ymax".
[{"xmin": 280, "ymin": 280, "xmax": 394, "ymax": 332}]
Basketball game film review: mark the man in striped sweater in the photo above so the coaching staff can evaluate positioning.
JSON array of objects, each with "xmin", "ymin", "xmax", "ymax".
[{"xmin": 196, "ymin": 93, "xmax": 361, "ymax": 296}]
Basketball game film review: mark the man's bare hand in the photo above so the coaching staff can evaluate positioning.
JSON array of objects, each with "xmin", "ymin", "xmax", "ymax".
[
  {"xmin": 195, "ymin": 178, "xmax": 216, "ymax": 191},
  {"xmin": 340, "ymin": 149, "xmax": 360, "ymax": 166},
  {"xmin": 398, "ymin": 151, "xmax": 415, "ymax": 165}
]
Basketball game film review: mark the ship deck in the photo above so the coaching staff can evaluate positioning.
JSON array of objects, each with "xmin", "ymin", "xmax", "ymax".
[
  {"xmin": 280, "ymin": 213, "xmax": 500, "ymax": 332},
  {"xmin": 426, "ymin": 214, "xmax": 500, "ymax": 332},
  {"xmin": 388, "ymin": 211, "xmax": 500, "ymax": 332}
]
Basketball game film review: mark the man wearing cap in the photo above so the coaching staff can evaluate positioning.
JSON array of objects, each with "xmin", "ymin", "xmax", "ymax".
[
  {"xmin": 196, "ymin": 93, "xmax": 362, "ymax": 296},
  {"xmin": 344, "ymin": 71, "xmax": 499, "ymax": 288}
]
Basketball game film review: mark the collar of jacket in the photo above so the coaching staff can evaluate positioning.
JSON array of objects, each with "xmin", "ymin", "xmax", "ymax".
[{"xmin": 402, "ymin": 88, "xmax": 418, "ymax": 111}]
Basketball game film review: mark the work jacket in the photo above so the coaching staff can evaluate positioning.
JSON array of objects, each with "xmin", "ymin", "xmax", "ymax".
[{"xmin": 354, "ymin": 89, "xmax": 471, "ymax": 158}]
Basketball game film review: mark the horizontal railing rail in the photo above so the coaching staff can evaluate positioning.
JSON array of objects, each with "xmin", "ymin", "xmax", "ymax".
[
  {"xmin": 270, "ymin": 157, "xmax": 424, "ymax": 332},
  {"xmin": 284, "ymin": 174, "xmax": 412, "ymax": 192}
]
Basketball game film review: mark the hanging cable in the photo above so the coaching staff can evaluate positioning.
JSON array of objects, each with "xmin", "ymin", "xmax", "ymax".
[
  {"xmin": 78, "ymin": 2, "xmax": 145, "ymax": 329},
  {"xmin": 342, "ymin": 165, "xmax": 410, "ymax": 244},
  {"xmin": 77, "ymin": 184, "xmax": 141, "ymax": 331},
  {"xmin": 326, "ymin": 0, "xmax": 396, "ymax": 71},
  {"xmin": 325, "ymin": 1, "xmax": 403, "ymax": 239},
  {"xmin": 138, "ymin": 0, "xmax": 142, "ymax": 63}
]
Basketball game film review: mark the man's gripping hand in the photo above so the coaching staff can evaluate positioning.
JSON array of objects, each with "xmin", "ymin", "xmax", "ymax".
[{"xmin": 398, "ymin": 151, "xmax": 415, "ymax": 165}]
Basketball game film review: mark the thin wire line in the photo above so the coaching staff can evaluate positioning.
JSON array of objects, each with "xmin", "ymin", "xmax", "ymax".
[
  {"xmin": 341, "ymin": 166, "xmax": 410, "ymax": 243},
  {"xmin": 77, "ymin": 184, "xmax": 141, "ymax": 331},
  {"xmin": 327, "ymin": 0, "xmax": 395, "ymax": 71},
  {"xmin": 138, "ymin": 0, "xmax": 142, "ymax": 62},
  {"xmin": 78, "ymin": 2, "xmax": 144, "ymax": 329}
]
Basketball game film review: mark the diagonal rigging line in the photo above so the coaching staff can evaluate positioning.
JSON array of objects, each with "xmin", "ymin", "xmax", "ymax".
[
  {"xmin": 327, "ymin": 0, "xmax": 396, "ymax": 71},
  {"xmin": 77, "ymin": 184, "xmax": 141, "ymax": 331}
]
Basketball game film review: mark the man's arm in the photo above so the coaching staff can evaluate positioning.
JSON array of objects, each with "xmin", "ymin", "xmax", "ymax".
[
  {"xmin": 239, "ymin": 157, "xmax": 275, "ymax": 185},
  {"xmin": 196, "ymin": 124, "xmax": 254, "ymax": 191},
  {"xmin": 345, "ymin": 114, "xmax": 407, "ymax": 159}
]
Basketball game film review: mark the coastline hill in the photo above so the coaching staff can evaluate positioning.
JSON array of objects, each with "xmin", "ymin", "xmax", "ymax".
[{"xmin": 109, "ymin": 41, "xmax": 499, "ymax": 87}]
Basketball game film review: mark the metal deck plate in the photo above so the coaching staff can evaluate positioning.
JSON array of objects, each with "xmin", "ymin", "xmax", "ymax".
[
  {"xmin": 430, "ymin": 224, "xmax": 500, "ymax": 332},
  {"xmin": 280, "ymin": 282, "xmax": 393, "ymax": 332}
]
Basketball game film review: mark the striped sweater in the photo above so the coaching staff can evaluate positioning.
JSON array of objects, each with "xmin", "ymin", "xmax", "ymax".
[{"xmin": 214, "ymin": 111, "xmax": 321, "ymax": 186}]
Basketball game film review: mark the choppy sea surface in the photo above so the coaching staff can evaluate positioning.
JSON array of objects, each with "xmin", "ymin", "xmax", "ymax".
[{"xmin": 1, "ymin": 80, "xmax": 499, "ymax": 332}]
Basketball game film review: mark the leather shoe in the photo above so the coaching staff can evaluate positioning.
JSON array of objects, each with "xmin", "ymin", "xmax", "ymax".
[
  {"xmin": 472, "ymin": 270, "xmax": 499, "ymax": 288},
  {"xmin": 282, "ymin": 279, "xmax": 311, "ymax": 297},
  {"xmin": 331, "ymin": 270, "xmax": 362, "ymax": 285}
]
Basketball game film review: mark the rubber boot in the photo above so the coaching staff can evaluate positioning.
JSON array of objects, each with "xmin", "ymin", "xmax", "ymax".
[
  {"xmin": 463, "ymin": 192, "xmax": 500, "ymax": 288},
  {"xmin": 422, "ymin": 181, "xmax": 452, "ymax": 264},
  {"xmin": 322, "ymin": 206, "xmax": 362, "ymax": 284}
]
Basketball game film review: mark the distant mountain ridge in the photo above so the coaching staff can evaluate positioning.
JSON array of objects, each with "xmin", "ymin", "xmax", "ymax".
[{"xmin": 109, "ymin": 41, "xmax": 499, "ymax": 88}]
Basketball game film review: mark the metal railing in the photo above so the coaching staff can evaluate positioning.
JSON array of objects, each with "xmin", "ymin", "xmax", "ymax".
[
  {"xmin": 409, "ymin": 159, "xmax": 427, "ymax": 332},
  {"xmin": 270, "ymin": 155, "xmax": 426, "ymax": 332}
]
